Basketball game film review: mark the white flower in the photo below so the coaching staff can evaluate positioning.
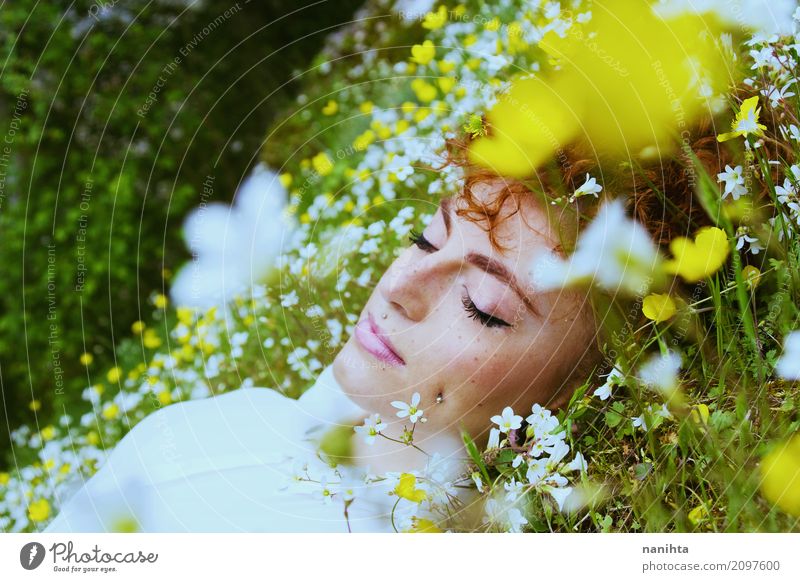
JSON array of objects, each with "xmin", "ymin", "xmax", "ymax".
[
  {"xmin": 526, "ymin": 458, "xmax": 548, "ymax": 485},
  {"xmin": 472, "ymin": 472, "xmax": 485, "ymax": 493},
  {"xmin": 735, "ymin": 232, "xmax": 763, "ymax": 254},
  {"xmin": 632, "ymin": 414, "xmax": 648, "ymax": 431},
  {"xmin": 280, "ymin": 290, "xmax": 299, "ymax": 308},
  {"xmin": 776, "ymin": 331, "xmax": 800, "ymax": 379},
  {"xmin": 486, "ymin": 427, "xmax": 501, "ymax": 451},
  {"xmin": 717, "ymin": 164, "xmax": 748, "ymax": 200},
  {"xmin": 565, "ymin": 452, "xmax": 588, "ymax": 473},
  {"xmin": 525, "ymin": 403, "xmax": 551, "ymax": 427},
  {"xmin": 491, "ymin": 406, "xmax": 523, "ymax": 434},
  {"xmin": 638, "ymin": 351, "xmax": 682, "ymax": 395},
  {"xmin": 545, "ymin": 486, "xmax": 574, "ymax": 512},
  {"xmin": 314, "ymin": 476, "xmax": 336, "ymax": 505},
  {"xmin": 391, "ymin": 392, "xmax": 424, "ymax": 423},
  {"xmin": 570, "ymin": 173, "xmax": 603, "ymax": 201},
  {"xmin": 593, "ymin": 366, "xmax": 623, "ymax": 400},
  {"xmin": 353, "ymin": 413, "xmax": 387, "ymax": 445},
  {"xmin": 512, "ymin": 454, "xmax": 524, "ymax": 469},
  {"xmin": 504, "ymin": 478, "xmax": 525, "ymax": 502},
  {"xmin": 544, "ymin": 439, "xmax": 570, "ymax": 464},
  {"xmin": 484, "ymin": 498, "xmax": 528, "ymax": 533},
  {"xmin": 170, "ymin": 163, "xmax": 294, "ymax": 308},
  {"xmin": 529, "ymin": 198, "xmax": 661, "ymax": 296}
]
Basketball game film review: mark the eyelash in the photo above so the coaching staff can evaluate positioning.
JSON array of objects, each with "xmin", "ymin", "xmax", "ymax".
[{"xmin": 408, "ymin": 230, "xmax": 511, "ymax": 329}]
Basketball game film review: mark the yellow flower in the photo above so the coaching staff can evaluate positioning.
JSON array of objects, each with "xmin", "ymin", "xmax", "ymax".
[
  {"xmin": 40, "ymin": 426, "xmax": 56, "ymax": 441},
  {"xmin": 86, "ymin": 431, "xmax": 100, "ymax": 446},
  {"xmin": 143, "ymin": 329, "xmax": 161, "ymax": 349},
  {"xmin": 321, "ymin": 99, "xmax": 338, "ymax": 116},
  {"xmin": 279, "ymin": 173, "xmax": 292, "ymax": 188},
  {"xmin": 153, "ymin": 293, "xmax": 168, "ymax": 309},
  {"xmin": 690, "ymin": 403, "xmax": 710, "ymax": 425},
  {"xmin": 664, "ymin": 227, "xmax": 729, "ymax": 283},
  {"xmin": 102, "ymin": 403, "xmax": 120, "ymax": 420},
  {"xmin": 437, "ymin": 76, "xmax": 456, "ymax": 93},
  {"xmin": 470, "ymin": 76, "xmax": 578, "ymax": 177},
  {"xmin": 0, "ymin": 472, "xmax": 10, "ymax": 486},
  {"xmin": 353, "ymin": 129, "xmax": 375, "ymax": 151},
  {"xmin": 28, "ymin": 498, "xmax": 51, "ymax": 522},
  {"xmin": 395, "ymin": 473, "xmax": 427, "ymax": 503},
  {"xmin": 311, "ymin": 152, "xmax": 334, "ymax": 177},
  {"xmin": 688, "ymin": 504, "xmax": 707, "ymax": 525},
  {"xmin": 132, "ymin": 320, "xmax": 145, "ymax": 335},
  {"xmin": 406, "ymin": 517, "xmax": 442, "ymax": 533},
  {"xmin": 158, "ymin": 390, "xmax": 172, "ymax": 406},
  {"xmin": 107, "ymin": 366, "xmax": 122, "ymax": 383},
  {"xmin": 359, "ymin": 100, "xmax": 374, "ymax": 114},
  {"xmin": 642, "ymin": 293, "xmax": 676, "ymax": 322},
  {"xmin": 717, "ymin": 96, "xmax": 767, "ymax": 142},
  {"xmin": 410, "ymin": 40, "xmax": 436, "ymax": 65},
  {"xmin": 410, "ymin": 79, "xmax": 437, "ymax": 103},
  {"xmin": 742, "ymin": 265, "xmax": 761, "ymax": 289},
  {"xmin": 472, "ymin": 0, "xmax": 726, "ymax": 176},
  {"xmin": 79, "ymin": 352, "xmax": 93, "ymax": 366},
  {"xmin": 438, "ymin": 60, "xmax": 455, "ymax": 74},
  {"xmin": 485, "ymin": 17, "xmax": 501, "ymax": 32},
  {"xmin": 29, "ymin": 399, "xmax": 41, "ymax": 412},
  {"xmin": 422, "ymin": 5, "xmax": 447, "ymax": 30},
  {"xmin": 760, "ymin": 433, "xmax": 800, "ymax": 516}
]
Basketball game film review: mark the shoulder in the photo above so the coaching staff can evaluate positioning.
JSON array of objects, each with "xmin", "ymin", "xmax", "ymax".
[{"xmin": 107, "ymin": 387, "xmax": 307, "ymax": 482}]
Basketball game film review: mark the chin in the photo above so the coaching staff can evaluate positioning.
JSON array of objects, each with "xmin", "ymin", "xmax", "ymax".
[{"xmin": 332, "ymin": 339, "xmax": 400, "ymax": 414}]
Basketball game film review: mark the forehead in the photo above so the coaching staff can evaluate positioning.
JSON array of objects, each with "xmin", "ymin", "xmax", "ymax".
[{"xmin": 448, "ymin": 180, "xmax": 562, "ymax": 260}]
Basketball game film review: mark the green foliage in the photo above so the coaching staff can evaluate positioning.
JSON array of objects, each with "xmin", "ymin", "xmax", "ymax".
[{"xmin": 0, "ymin": 0, "xmax": 363, "ymax": 455}]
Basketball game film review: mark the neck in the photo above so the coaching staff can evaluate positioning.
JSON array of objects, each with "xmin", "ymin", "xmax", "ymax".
[{"xmin": 351, "ymin": 418, "xmax": 466, "ymax": 475}]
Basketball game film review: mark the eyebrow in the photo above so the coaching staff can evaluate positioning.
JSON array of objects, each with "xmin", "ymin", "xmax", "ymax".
[{"xmin": 439, "ymin": 197, "xmax": 541, "ymax": 318}]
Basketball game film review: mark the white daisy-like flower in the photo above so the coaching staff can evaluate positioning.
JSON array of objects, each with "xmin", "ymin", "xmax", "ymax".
[
  {"xmin": 353, "ymin": 413, "xmax": 387, "ymax": 445},
  {"xmin": 390, "ymin": 392, "xmax": 424, "ymax": 423},
  {"xmin": 570, "ymin": 173, "xmax": 603, "ymax": 202},
  {"xmin": 491, "ymin": 406, "xmax": 523, "ymax": 434},
  {"xmin": 717, "ymin": 164, "xmax": 747, "ymax": 200}
]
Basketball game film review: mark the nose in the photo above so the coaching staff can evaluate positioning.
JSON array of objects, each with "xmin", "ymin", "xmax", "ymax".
[{"xmin": 378, "ymin": 249, "xmax": 459, "ymax": 321}]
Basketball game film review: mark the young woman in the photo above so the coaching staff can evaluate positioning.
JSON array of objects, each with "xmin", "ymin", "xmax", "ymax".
[{"xmin": 43, "ymin": 154, "xmax": 606, "ymax": 532}]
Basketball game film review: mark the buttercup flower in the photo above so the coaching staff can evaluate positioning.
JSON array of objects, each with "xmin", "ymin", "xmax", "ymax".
[
  {"xmin": 663, "ymin": 226, "xmax": 730, "ymax": 283},
  {"xmin": 760, "ymin": 433, "xmax": 800, "ymax": 516},
  {"xmin": 717, "ymin": 96, "xmax": 767, "ymax": 142},
  {"xmin": 410, "ymin": 40, "xmax": 436, "ymax": 65},
  {"xmin": 395, "ymin": 473, "xmax": 427, "ymax": 503},
  {"xmin": 642, "ymin": 293, "xmax": 677, "ymax": 322}
]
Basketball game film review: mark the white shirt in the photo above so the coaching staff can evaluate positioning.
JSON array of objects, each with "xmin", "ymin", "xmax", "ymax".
[{"xmin": 44, "ymin": 365, "xmax": 465, "ymax": 533}]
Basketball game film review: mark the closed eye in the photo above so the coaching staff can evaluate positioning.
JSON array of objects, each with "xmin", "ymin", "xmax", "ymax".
[
  {"xmin": 408, "ymin": 229, "xmax": 512, "ymax": 329},
  {"xmin": 408, "ymin": 229, "xmax": 437, "ymax": 252}
]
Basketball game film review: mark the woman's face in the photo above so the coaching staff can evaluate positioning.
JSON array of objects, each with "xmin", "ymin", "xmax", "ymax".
[{"xmin": 333, "ymin": 179, "xmax": 596, "ymax": 437}]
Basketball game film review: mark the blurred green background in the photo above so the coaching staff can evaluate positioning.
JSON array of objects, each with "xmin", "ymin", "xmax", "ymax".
[{"xmin": 0, "ymin": 0, "xmax": 364, "ymax": 458}]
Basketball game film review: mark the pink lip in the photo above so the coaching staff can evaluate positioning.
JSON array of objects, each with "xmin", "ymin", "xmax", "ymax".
[{"xmin": 354, "ymin": 312, "xmax": 405, "ymax": 366}]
